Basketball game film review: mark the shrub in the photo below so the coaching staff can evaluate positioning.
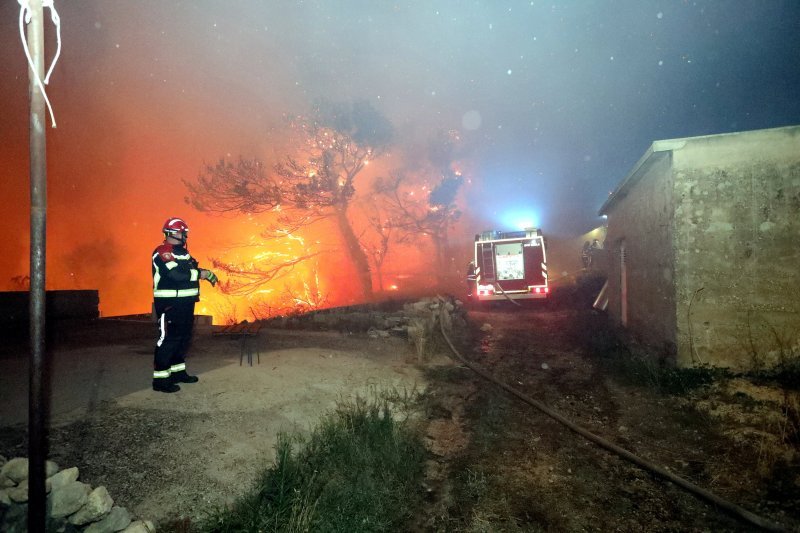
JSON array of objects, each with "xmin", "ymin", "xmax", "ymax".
[{"xmin": 200, "ymin": 393, "xmax": 427, "ymax": 532}]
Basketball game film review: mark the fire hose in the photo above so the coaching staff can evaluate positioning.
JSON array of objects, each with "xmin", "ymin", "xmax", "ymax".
[
  {"xmin": 467, "ymin": 274, "xmax": 522, "ymax": 307},
  {"xmin": 436, "ymin": 299, "xmax": 785, "ymax": 532},
  {"xmin": 491, "ymin": 281, "xmax": 522, "ymax": 307}
]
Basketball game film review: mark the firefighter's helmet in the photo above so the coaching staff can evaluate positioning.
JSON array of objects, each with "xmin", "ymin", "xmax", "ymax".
[{"xmin": 162, "ymin": 217, "xmax": 189, "ymax": 241}]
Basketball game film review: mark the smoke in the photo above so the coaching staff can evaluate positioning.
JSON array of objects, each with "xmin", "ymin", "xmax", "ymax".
[{"xmin": 2, "ymin": 1, "xmax": 799, "ymax": 320}]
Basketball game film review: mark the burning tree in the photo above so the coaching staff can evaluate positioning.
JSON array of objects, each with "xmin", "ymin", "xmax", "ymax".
[
  {"xmin": 375, "ymin": 170, "xmax": 462, "ymax": 285},
  {"xmin": 374, "ymin": 130, "xmax": 465, "ymax": 286},
  {"xmin": 359, "ymin": 200, "xmax": 395, "ymax": 293},
  {"xmin": 184, "ymin": 99, "xmax": 393, "ymax": 301}
]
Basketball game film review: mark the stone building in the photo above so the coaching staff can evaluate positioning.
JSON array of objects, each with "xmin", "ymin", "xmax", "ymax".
[{"xmin": 598, "ymin": 125, "xmax": 800, "ymax": 368}]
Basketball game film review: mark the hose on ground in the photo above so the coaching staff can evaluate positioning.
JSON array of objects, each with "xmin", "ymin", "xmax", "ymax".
[
  {"xmin": 436, "ymin": 300, "xmax": 785, "ymax": 532},
  {"xmin": 492, "ymin": 281, "xmax": 523, "ymax": 307}
]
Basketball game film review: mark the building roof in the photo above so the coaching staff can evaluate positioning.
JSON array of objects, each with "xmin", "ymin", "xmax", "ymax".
[{"xmin": 598, "ymin": 125, "xmax": 800, "ymax": 216}]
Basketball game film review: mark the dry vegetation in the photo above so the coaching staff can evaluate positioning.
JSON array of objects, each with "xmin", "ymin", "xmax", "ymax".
[{"xmin": 416, "ymin": 286, "xmax": 800, "ymax": 532}]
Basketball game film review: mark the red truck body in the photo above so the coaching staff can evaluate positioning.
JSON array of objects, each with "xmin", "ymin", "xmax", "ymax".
[{"xmin": 472, "ymin": 228, "xmax": 548, "ymax": 301}]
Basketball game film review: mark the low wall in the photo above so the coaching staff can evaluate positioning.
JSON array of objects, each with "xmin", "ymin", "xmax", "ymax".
[
  {"xmin": 0, "ymin": 291, "xmax": 100, "ymax": 322},
  {"xmin": 0, "ymin": 291, "xmax": 100, "ymax": 338}
]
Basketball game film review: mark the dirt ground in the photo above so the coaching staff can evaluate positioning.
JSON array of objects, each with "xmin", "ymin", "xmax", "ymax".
[
  {"xmin": 2, "ymin": 298, "xmax": 799, "ymax": 531},
  {"xmin": 418, "ymin": 302, "xmax": 800, "ymax": 532},
  {"xmin": 0, "ymin": 320, "xmax": 427, "ymax": 525}
]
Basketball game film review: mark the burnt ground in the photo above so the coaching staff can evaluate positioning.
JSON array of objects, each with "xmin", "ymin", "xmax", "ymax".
[
  {"xmin": 419, "ymin": 297, "xmax": 800, "ymax": 532},
  {"xmin": 2, "ymin": 293, "xmax": 799, "ymax": 532}
]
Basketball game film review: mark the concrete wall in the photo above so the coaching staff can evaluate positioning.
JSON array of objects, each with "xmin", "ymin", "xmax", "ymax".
[
  {"xmin": 0, "ymin": 291, "xmax": 100, "ymax": 322},
  {"xmin": 672, "ymin": 126, "xmax": 800, "ymax": 368},
  {"xmin": 0, "ymin": 290, "xmax": 100, "ymax": 338},
  {"xmin": 604, "ymin": 152, "xmax": 678, "ymax": 356}
]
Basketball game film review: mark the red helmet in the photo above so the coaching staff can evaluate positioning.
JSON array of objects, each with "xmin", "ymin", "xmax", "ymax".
[{"xmin": 162, "ymin": 217, "xmax": 189, "ymax": 237}]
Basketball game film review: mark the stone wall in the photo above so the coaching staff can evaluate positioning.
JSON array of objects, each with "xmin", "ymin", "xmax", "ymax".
[
  {"xmin": 603, "ymin": 151, "xmax": 679, "ymax": 358},
  {"xmin": 0, "ymin": 455, "xmax": 153, "ymax": 533},
  {"xmin": 263, "ymin": 296, "xmax": 466, "ymax": 361},
  {"xmin": 672, "ymin": 126, "xmax": 800, "ymax": 368},
  {"xmin": 603, "ymin": 126, "xmax": 800, "ymax": 368},
  {"xmin": 0, "ymin": 291, "xmax": 100, "ymax": 340}
]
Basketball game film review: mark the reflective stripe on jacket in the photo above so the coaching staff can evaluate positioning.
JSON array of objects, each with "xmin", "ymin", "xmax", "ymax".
[
  {"xmin": 151, "ymin": 242, "xmax": 202, "ymax": 301},
  {"xmin": 154, "ymin": 288, "xmax": 200, "ymax": 298}
]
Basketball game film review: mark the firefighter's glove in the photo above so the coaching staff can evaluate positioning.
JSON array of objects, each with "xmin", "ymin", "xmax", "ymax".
[{"xmin": 201, "ymin": 269, "xmax": 218, "ymax": 287}]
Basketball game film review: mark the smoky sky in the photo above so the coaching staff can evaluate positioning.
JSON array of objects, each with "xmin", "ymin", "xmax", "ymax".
[{"xmin": 2, "ymin": 1, "xmax": 800, "ymax": 289}]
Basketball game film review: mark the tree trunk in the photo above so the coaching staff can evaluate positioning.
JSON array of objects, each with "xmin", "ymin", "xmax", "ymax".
[
  {"xmin": 432, "ymin": 231, "xmax": 455, "ymax": 287},
  {"xmin": 375, "ymin": 264, "xmax": 385, "ymax": 292},
  {"xmin": 336, "ymin": 206, "xmax": 373, "ymax": 300}
]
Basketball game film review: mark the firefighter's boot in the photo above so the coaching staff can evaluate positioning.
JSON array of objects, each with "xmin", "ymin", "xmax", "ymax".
[
  {"xmin": 171, "ymin": 370, "xmax": 199, "ymax": 384},
  {"xmin": 152, "ymin": 379, "xmax": 180, "ymax": 393}
]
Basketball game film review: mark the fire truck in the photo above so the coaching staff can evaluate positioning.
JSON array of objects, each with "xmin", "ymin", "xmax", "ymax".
[{"xmin": 469, "ymin": 227, "xmax": 549, "ymax": 301}]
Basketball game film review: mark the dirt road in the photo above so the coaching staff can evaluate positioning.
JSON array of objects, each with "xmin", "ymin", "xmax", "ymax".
[{"xmin": 0, "ymin": 321, "xmax": 425, "ymax": 525}]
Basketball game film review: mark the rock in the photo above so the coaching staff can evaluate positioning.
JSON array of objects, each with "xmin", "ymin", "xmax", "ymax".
[
  {"xmin": 49, "ymin": 480, "xmax": 91, "ymax": 518},
  {"xmin": 0, "ymin": 460, "xmax": 150, "ymax": 532},
  {"xmin": 84, "ymin": 506, "xmax": 132, "ymax": 533},
  {"xmin": 121, "ymin": 519, "xmax": 155, "ymax": 533},
  {"xmin": 386, "ymin": 316, "xmax": 404, "ymax": 327},
  {"xmin": 0, "ymin": 458, "xmax": 28, "ymax": 483},
  {"xmin": 2, "ymin": 501, "xmax": 27, "ymax": 533},
  {"xmin": 7, "ymin": 479, "xmax": 28, "ymax": 503},
  {"xmin": 48, "ymin": 466, "xmax": 79, "ymax": 490},
  {"xmin": 68, "ymin": 485, "xmax": 114, "ymax": 525},
  {"xmin": 411, "ymin": 301, "xmax": 430, "ymax": 312},
  {"xmin": 480, "ymin": 323, "xmax": 492, "ymax": 332},
  {"xmin": 1, "ymin": 458, "xmax": 60, "ymax": 484},
  {"xmin": 541, "ymin": 363, "xmax": 549, "ymax": 370},
  {"xmin": 389, "ymin": 326, "xmax": 408, "ymax": 338}
]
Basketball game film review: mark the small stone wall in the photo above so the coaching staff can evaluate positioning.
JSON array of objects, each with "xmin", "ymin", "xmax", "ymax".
[
  {"xmin": 0, "ymin": 291, "xmax": 100, "ymax": 322},
  {"xmin": 0, "ymin": 456, "xmax": 153, "ymax": 533},
  {"xmin": 0, "ymin": 291, "xmax": 101, "ymax": 341},
  {"xmin": 264, "ymin": 296, "xmax": 465, "ymax": 360}
]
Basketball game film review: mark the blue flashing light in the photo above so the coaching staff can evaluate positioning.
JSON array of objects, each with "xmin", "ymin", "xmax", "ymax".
[{"xmin": 499, "ymin": 209, "xmax": 539, "ymax": 231}]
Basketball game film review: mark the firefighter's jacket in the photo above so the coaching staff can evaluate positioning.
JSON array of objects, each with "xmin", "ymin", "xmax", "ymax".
[{"xmin": 151, "ymin": 241, "xmax": 201, "ymax": 301}]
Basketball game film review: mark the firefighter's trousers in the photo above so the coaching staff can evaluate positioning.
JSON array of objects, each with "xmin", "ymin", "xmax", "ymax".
[{"xmin": 153, "ymin": 298, "xmax": 196, "ymax": 383}]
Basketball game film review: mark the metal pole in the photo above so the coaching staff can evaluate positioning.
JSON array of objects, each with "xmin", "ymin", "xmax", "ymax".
[{"xmin": 27, "ymin": 0, "xmax": 49, "ymax": 530}]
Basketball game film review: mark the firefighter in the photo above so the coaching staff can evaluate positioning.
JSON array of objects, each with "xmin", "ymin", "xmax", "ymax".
[
  {"xmin": 151, "ymin": 217, "xmax": 218, "ymax": 393},
  {"xmin": 466, "ymin": 260, "xmax": 477, "ymax": 297},
  {"xmin": 581, "ymin": 241, "xmax": 591, "ymax": 269}
]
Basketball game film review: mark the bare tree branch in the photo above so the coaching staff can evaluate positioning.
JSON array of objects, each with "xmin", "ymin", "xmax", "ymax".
[
  {"xmin": 184, "ymin": 157, "xmax": 281, "ymax": 214},
  {"xmin": 210, "ymin": 252, "xmax": 321, "ymax": 296}
]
